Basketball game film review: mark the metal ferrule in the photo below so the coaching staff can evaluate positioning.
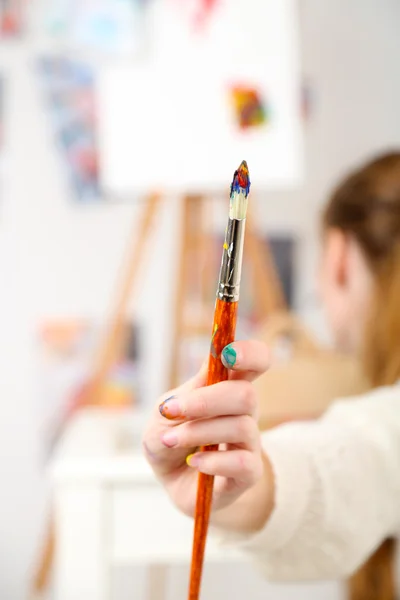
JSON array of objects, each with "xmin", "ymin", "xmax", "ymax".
[{"xmin": 217, "ymin": 218, "xmax": 246, "ymax": 302}]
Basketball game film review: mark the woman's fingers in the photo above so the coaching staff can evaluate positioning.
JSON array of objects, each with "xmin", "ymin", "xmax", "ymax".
[
  {"xmin": 186, "ymin": 448, "xmax": 263, "ymax": 487},
  {"xmin": 221, "ymin": 340, "xmax": 270, "ymax": 381},
  {"xmin": 143, "ymin": 340, "xmax": 267, "ymax": 476},
  {"xmin": 161, "ymin": 415, "xmax": 260, "ymax": 451},
  {"xmin": 159, "ymin": 379, "xmax": 258, "ymax": 421},
  {"xmin": 158, "ymin": 339, "xmax": 269, "ymax": 424},
  {"xmin": 142, "ymin": 426, "xmax": 195, "ymax": 477}
]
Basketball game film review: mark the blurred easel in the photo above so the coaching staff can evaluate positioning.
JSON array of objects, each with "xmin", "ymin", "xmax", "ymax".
[{"xmin": 31, "ymin": 192, "xmax": 286, "ymax": 599}]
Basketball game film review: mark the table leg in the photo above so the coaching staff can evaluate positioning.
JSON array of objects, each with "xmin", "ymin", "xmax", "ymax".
[
  {"xmin": 146, "ymin": 564, "xmax": 168, "ymax": 600},
  {"xmin": 53, "ymin": 486, "xmax": 111, "ymax": 600}
]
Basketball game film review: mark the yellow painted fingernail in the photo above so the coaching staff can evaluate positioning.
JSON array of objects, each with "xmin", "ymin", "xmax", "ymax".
[{"xmin": 186, "ymin": 453, "xmax": 198, "ymax": 467}]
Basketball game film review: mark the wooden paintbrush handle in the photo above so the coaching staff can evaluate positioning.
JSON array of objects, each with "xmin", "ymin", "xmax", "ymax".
[
  {"xmin": 188, "ymin": 298, "xmax": 238, "ymax": 600},
  {"xmin": 206, "ymin": 299, "xmax": 238, "ymax": 387}
]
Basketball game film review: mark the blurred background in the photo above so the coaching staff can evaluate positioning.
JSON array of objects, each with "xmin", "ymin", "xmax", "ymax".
[{"xmin": 0, "ymin": 0, "xmax": 400, "ymax": 599}]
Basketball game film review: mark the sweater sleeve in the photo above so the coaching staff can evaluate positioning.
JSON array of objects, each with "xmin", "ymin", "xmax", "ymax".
[{"xmin": 212, "ymin": 386, "xmax": 400, "ymax": 581}]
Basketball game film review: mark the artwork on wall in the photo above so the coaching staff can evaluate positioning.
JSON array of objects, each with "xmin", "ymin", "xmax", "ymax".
[
  {"xmin": 179, "ymin": 232, "xmax": 297, "ymax": 381},
  {"xmin": 0, "ymin": 75, "xmax": 3, "ymax": 145},
  {"xmin": 170, "ymin": 0, "xmax": 220, "ymax": 32},
  {"xmin": 0, "ymin": 76, "xmax": 4, "ymax": 197},
  {"xmin": 0, "ymin": 0, "xmax": 25, "ymax": 38},
  {"xmin": 38, "ymin": 56, "xmax": 101, "ymax": 203},
  {"xmin": 228, "ymin": 83, "xmax": 270, "ymax": 131},
  {"xmin": 38, "ymin": 318, "xmax": 141, "ymax": 459},
  {"xmin": 41, "ymin": 0, "xmax": 152, "ymax": 57}
]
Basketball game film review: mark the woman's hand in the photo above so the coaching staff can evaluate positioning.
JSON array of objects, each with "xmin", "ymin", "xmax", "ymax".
[{"xmin": 142, "ymin": 340, "xmax": 275, "ymax": 533}]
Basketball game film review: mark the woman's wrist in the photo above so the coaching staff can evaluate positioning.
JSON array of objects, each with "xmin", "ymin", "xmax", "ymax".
[{"xmin": 210, "ymin": 452, "xmax": 275, "ymax": 534}]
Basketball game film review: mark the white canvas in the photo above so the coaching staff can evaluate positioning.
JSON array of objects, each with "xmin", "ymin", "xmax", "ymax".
[{"xmin": 97, "ymin": 0, "xmax": 303, "ymax": 195}]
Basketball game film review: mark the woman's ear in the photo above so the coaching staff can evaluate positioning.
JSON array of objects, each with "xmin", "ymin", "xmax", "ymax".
[{"xmin": 325, "ymin": 228, "xmax": 349, "ymax": 288}]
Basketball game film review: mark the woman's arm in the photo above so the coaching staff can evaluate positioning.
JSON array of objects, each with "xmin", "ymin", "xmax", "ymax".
[{"xmin": 211, "ymin": 386, "xmax": 400, "ymax": 580}]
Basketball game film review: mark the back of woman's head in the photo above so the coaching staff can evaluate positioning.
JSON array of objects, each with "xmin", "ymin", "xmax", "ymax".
[
  {"xmin": 323, "ymin": 151, "xmax": 400, "ymax": 387},
  {"xmin": 323, "ymin": 152, "xmax": 400, "ymax": 600}
]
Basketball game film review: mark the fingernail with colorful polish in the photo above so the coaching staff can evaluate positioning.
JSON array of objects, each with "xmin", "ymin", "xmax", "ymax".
[
  {"xmin": 161, "ymin": 431, "xmax": 178, "ymax": 448},
  {"xmin": 186, "ymin": 453, "xmax": 200, "ymax": 467},
  {"xmin": 221, "ymin": 344, "xmax": 237, "ymax": 368},
  {"xmin": 159, "ymin": 396, "xmax": 181, "ymax": 420}
]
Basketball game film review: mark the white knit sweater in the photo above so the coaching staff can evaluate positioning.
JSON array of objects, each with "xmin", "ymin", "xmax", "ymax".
[{"xmin": 214, "ymin": 385, "xmax": 400, "ymax": 581}]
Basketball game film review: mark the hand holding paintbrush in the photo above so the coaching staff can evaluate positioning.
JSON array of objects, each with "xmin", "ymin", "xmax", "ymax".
[{"xmin": 142, "ymin": 161, "xmax": 272, "ymax": 598}]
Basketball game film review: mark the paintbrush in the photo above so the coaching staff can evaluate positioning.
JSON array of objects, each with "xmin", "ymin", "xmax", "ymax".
[{"xmin": 187, "ymin": 160, "xmax": 251, "ymax": 600}]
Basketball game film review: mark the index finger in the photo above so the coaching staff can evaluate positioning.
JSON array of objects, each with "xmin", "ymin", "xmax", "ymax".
[{"xmin": 221, "ymin": 340, "xmax": 270, "ymax": 381}]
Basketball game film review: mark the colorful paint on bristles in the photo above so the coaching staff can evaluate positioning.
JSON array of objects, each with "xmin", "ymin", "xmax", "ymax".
[
  {"xmin": 229, "ymin": 160, "xmax": 250, "ymax": 219},
  {"xmin": 230, "ymin": 160, "xmax": 251, "ymax": 197}
]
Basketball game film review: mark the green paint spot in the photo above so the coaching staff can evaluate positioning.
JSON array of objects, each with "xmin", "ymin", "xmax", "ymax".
[{"xmin": 222, "ymin": 344, "xmax": 237, "ymax": 368}]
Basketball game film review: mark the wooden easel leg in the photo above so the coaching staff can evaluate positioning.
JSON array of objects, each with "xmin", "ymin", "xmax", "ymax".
[
  {"xmin": 89, "ymin": 192, "xmax": 162, "ymax": 404},
  {"xmin": 169, "ymin": 195, "xmax": 202, "ymax": 389},
  {"xmin": 198, "ymin": 195, "xmax": 214, "ymax": 325},
  {"xmin": 31, "ymin": 518, "xmax": 55, "ymax": 599},
  {"xmin": 245, "ymin": 213, "xmax": 287, "ymax": 319}
]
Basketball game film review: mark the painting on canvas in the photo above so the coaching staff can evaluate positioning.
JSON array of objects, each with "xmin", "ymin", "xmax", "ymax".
[
  {"xmin": 41, "ymin": 0, "xmax": 151, "ymax": 57},
  {"xmin": 98, "ymin": 0, "xmax": 302, "ymax": 197},
  {"xmin": 38, "ymin": 318, "xmax": 141, "ymax": 460},
  {"xmin": 38, "ymin": 56, "xmax": 101, "ymax": 203},
  {"xmin": 0, "ymin": 0, "xmax": 26, "ymax": 38},
  {"xmin": 0, "ymin": 76, "xmax": 4, "ymax": 200}
]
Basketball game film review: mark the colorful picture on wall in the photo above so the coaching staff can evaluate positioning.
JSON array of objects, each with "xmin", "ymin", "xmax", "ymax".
[
  {"xmin": 0, "ymin": 76, "xmax": 4, "ymax": 198},
  {"xmin": 38, "ymin": 56, "xmax": 101, "ymax": 203},
  {"xmin": 170, "ymin": 0, "xmax": 220, "ymax": 31},
  {"xmin": 228, "ymin": 84, "xmax": 269, "ymax": 131},
  {"xmin": 0, "ymin": 76, "xmax": 3, "ymax": 144},
  {"xmin": 38, "ymin": 318, "xmax": 142, "ymax": 459},
  {"xmin": 41, "ymin": 0, "xmax": 152, "ymax": 57},
  {"xmin": 0, "ymin": 0, "xmax": 25, "ymax": 38}
]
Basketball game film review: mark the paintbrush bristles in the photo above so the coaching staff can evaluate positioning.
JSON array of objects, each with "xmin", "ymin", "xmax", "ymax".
[
  {"xmin": 229, "ymin": 189, "xmax": 248, "ymax": 219},
  {"xmin": 229, "ymin": 160, "xmax": 251, "ymax": 220}
]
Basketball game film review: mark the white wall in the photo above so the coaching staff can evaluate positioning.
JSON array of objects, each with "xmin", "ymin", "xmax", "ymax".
[
  {"xmin": 263, "ymin": 0, "xmax": 400, "ymax": 332},
  {"xmin": 0, "ymin": 1, "xmax": 400, "ymax": 598}
]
